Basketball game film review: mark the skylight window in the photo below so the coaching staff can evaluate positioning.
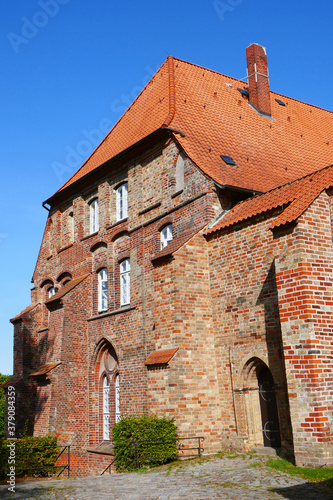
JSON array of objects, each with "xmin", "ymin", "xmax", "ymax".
[
  {"xmin": 275, "ymin": 99, "xmax": 286, "ymax": 106},
  {"xmin": 221, "ymin": 155, "xmax": 237, "ymax": 166},
  {"xmin": 237, "ymin": 88, "xmax": 249, "ymax": 97}
]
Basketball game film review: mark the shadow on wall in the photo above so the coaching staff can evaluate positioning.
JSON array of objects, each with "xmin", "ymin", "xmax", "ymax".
[
  {"xmin": 256, "ymin": 261, "xmax": 294, "ymax": 452},
  {"xmin": 16, "ymin": 322, "xmax": 57, "ymax": 436}
]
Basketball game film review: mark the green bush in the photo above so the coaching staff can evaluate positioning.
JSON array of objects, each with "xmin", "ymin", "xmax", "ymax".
[
  {"xmin": 112, "ymin": 414, "xmax": 178, "ymax": 471},
  {"xmin": 0, "ymin": 374, "xmax": 12, "ymax": 438},
  {"xmin": 0, "ymin": 436, "xmax": 58, "ymax": 479}
]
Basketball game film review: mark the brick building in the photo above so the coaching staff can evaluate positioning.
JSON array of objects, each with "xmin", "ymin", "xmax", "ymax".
[{"xmin": 6, "ymin": 44, "xmax": 333, "ymax": 474}]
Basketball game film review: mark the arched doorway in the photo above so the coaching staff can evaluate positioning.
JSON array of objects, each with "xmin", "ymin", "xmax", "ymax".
[{"xmin": 243, "ymin": 358, "xmax": 281, "ymax": 449}]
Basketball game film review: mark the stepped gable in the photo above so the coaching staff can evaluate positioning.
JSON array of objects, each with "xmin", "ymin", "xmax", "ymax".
[{"xmin": 48, "ymin": 54, "xmax": 333, "ymax": 202}]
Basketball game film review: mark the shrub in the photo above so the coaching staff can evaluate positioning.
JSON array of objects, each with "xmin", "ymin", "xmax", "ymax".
[
  {"xmin": 0, "ymin": 374, "xmax": 12, "ymax": 438},
  {"xmin": 0, "ymin": 436, "xmax": 58, "ymax": 479},
  {"xmin": 112, "ymin": 414, "xmax": 177, "ymax": 471}
]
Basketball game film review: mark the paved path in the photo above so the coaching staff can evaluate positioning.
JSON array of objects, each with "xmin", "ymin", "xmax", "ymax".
[{"xmin": 1, "ymin": 454, "xmax": 332, "ymax": 499}]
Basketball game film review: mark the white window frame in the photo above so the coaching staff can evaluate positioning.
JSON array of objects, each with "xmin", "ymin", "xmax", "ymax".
[
  {"xmin": 160, "ymin": 224, "xmax": 173, "ymax": 249},
  {"xmin": 90, "ymin": 198, "xmax": 99, "ymax": 234},
  {"xmin": 98, "ymin": 268, "xmax": 108, "ymax": 312},
  {"xmin": 116, "ymin": 182, "xmax": 128, "ymax": 222},
  {"xmin": 48, "ymin": 286, "xmax": 56, "ymax": 298},
  {"xmin": 120, "ymin": 258, "xmax": 130, "ymax": 306},
  {"xmin": 115, "ymin": 375, "xmax": 121, "ymax": 423},
  {"xmin": 103, "ymin": 376, "xmax": 110, "ymax": 441}
]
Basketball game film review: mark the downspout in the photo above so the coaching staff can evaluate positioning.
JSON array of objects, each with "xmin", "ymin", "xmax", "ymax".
[
  {"xmin": 229, "ymin": 347, "xmax": 238, "ymax": 434},
  {"xmin": 326, "ymin": 191, "xmax": 333, "ymax": 249}
]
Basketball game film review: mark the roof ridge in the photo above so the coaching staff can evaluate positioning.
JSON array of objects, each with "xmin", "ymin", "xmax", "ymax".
[
  {"xmin": 173, "ymin": 57, "xmax": 333, "ymax": 114},
  {"xmin": 270, "ymin": 89, "xmax": 333, "ymax": 114},
  {"xmin": 162, "ymin": 56, "xmax": 176, "ymax": 127},
  {"xmin": 172, "ymin": 56, "xmax": 246, "ymax": 84}
]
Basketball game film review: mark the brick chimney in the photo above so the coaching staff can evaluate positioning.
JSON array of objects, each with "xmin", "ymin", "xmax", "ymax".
[{"xmin": 246, "ymin": 43, "xmax": 271, "ymax": 116}]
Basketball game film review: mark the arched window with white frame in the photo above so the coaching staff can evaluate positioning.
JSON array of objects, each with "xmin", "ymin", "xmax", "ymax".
[
  {"xmin": 103, "ymin": 376, "xmax": 110, "ymax": 441},
  {"xmin": 48, "ymin": 286, "xmax": 56, "ymax": 298},
  {"xmin": 116, "ymin": 182, "xmax": 128, "ymax": 221},
  {"xmin": 160, "ymin": 224, "xmax": 173, "ymax": 249},
  {"xmin": 115, "ymin": 375, "xmax": 120, "ymax": 423},
  {"xmin": 97, "ymin": 344, "xmax": 120, "ymax": 443},
  {"xmin": 90, "ymin": 198, "xmax": 99, "ymax": 234},
  {"xmin": 98, "ymin": 268, "xmax": 108, "ymax": 312},
  {"xmin": 120, "ymin": 258, "xmax": 130, "ymax": 306}
]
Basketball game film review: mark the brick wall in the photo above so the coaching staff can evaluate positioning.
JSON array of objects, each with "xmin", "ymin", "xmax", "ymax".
[
  {"xmin": 207, "ymin": 213, "xmax": 293, "ymax": 454},
  {"xmin": 275, "ymin": 192, "xmax": 333, "ymax": 466},
  {"xmin": 11, "ymin": 138, "xmax": 222, "ymax": 475}
]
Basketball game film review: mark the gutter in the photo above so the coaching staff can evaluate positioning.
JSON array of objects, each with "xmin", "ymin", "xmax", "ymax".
[{"xmin": 213, "ymin": 180, "xmax": 261, "ymax": 196}]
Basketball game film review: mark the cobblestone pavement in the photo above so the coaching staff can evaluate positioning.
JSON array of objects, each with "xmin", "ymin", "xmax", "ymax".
[{"xmin": 1, "ymin": 455, "xmax": 333, "ymax": 499}]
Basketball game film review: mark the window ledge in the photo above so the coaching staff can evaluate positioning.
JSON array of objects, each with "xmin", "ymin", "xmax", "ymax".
[
  {"xmin": 87, "ymin": 441, "xmax": 114, "ymax": 456},
  {"xmin": 106, "ymin": 218, "xmax": 128, "ymax": 231},
  {"xmin": 57, "ymin": 243, "xmax": 73, "ymax": 254},
  {"xmin": 81, "ymin": 231, "xmax": 99, "ymax": 242},
  {"xmin": 88, "ymin": 305, "xmax": 135, "ymax": 321},
  {"xmin": 171, "ymin": 189, "xmax": 183, "ymax": 198},
  {"xmin": 138, "ymin": 202, "xmax": 161, "ymax": 216},
  {"xmin": 37, "ymin": 327, "xmax": 49, "ymax": 333}
]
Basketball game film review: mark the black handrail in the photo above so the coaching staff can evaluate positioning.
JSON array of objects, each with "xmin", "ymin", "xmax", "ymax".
[
  {"xmin": 101, "ymin": 436, "xmax": 204, "ymax": 475},
  {"xmin": 0, "ymin": 444, "xmax": 70, "ymax": 478}
]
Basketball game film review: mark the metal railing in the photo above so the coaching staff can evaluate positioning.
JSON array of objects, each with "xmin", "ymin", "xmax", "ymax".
[
  {"xmin": 101, "ymin": 436, "xmax": 204, "ymax": 475},
  {"xmin": 0, "ymin": 444, "xmax": 70, "ymax": 478}
]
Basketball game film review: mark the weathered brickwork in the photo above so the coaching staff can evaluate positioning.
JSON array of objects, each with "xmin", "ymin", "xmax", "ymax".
[
  {"xmin": 10, "ymin": 138, "xmax": 225, "ymax": 475},
  {"xmin": 206, "ymin": 192, "xmax": 333, "ymax": 466},
  {"xmin": 275, "ymin": 192, "xmax": 333, "ymax": 466},
  {"xmin": 207, "ymin": 212, "xmax": 293, "ymax": 455},
  {"xmin": 149, "ymin": 233, "xmax": 222, "ymax": 451},
  {"xmin": 8, "ymin": 130, "xmax": 333, "ymax": 474}
]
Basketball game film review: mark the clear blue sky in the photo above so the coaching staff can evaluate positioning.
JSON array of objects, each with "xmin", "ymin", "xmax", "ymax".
[{"xmin": 1, "ymin": 0, "xmax": 332, "ymax": 375}]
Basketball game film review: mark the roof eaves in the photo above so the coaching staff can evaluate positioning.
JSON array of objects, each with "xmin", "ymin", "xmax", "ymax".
[
  {"xmin": 44, "ymin": 127, "xmax": 181, "ymax": 207},
  {"xmin": 45, "ymin": 274, "xmax": 89, "ymax": 304},
  {"xmin": 10, "ymin": 303, "xmax": 40, "ymax": 323},
  {"xmin": 29, "ymin": 362, "xmax": 62, "ymax": 377}
]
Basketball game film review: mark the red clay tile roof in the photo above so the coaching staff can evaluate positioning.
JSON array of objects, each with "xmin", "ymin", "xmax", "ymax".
[
  {"xmin": 145, "ymin": 348, "xmax": 179, "ymax": 365},
  {"xmin": 10, "ymin": 303, "xmax": 40, "ymax": 323},
  {"xmin": 205, "ymin": 164, "xmax": 333, "ymax": 235},
  {"xmin": 29, "ymin": 362, "xmax": 62, "ymax": 377},
  {"xmin": 48, "ymin": 56, "xmax": 333, "ymax": 202},
  {"xmin": 45, "ymin": 274, "xmax": 89, "ymax": 303}
]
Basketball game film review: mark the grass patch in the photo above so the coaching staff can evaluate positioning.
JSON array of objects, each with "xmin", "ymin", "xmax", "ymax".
[{"xmin": 266, "ymin": 457, "xmax": 333, "ymax": 489}]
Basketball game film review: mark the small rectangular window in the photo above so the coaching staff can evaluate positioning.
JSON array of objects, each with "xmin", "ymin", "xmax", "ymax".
[
  {"xmin": 160, "ymin": 224, "xmax": 173, "ymax": 249},
  {"xmin": 90, "ymin": 198, "xmax": 99, "ymax": 234},
  {"xmin": 98, "ymin": 268, "xmax": 108, "ymax": 312},
  {"xmin": 120, "ymin": 259, "xmax": 130, "ymax": 306},
  {"xmin": 116, "ymin": 183, "xmax": 128, "ymax": 222}
]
